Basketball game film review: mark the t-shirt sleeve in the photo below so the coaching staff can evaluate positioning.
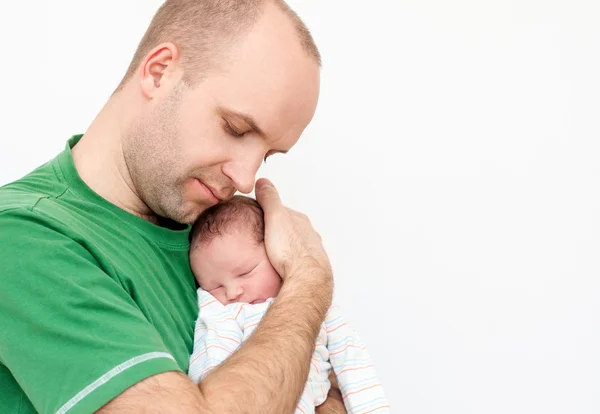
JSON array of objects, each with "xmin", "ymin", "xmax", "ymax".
[{"xmin": 0, "ymin": 208, "xmax": 182, "ymax": 414}]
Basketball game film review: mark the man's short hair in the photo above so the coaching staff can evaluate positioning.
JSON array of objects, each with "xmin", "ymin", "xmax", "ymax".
[
  {"xmin": 117, "ymin": 0, "xmax": 321, "ymax": 90},
  {"xmin": 190, "ymin": 195, "xmax": 264, "ymax": 249}
]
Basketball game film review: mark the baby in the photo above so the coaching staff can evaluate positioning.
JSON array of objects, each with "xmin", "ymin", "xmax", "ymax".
[{"xmin": 187, "ymin": 196, "xmax": 389, "ymax": 413}]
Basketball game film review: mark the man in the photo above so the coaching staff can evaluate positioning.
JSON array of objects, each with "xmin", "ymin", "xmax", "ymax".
[{"xmin": 0, "ymin": 1, "xmax": 345, "ymax": 413}]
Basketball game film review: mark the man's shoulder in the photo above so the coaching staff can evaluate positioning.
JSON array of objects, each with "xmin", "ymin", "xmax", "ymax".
[
  {"xmin": 0, "ymin": 162, "xmax": 72, "ymax": 239},
  {"xmin": 0, "ymin": 188, "xmax": 45, "ymax": 214},
  {"xmin": 0, "ymin": 158, "xmax": 67, "ymax": 215}
]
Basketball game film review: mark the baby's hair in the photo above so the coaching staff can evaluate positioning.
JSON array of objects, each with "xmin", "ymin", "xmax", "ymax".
[{"xmin": 190, "ymin": 195, "xmax": 264, "ymax": 249}]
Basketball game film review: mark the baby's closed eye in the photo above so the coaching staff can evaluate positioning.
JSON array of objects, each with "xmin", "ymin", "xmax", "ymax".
[
  {"xmin": 206, "ymin": 285, "xmax": 223, "ymax": 292},
  {"xmin": 238, "ymin": 264, "xmax": 259, "ymax": 278}
]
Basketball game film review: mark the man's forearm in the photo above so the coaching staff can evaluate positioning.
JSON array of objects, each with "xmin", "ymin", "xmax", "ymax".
[{"xmin": 197, "ymin": 265, "xmax": 332, "ymax": 413}]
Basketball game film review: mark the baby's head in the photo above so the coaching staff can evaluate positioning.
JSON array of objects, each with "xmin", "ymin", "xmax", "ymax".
[{"xmin": 189, "ymin": 195, "xmax": 282, "ymax": 305}]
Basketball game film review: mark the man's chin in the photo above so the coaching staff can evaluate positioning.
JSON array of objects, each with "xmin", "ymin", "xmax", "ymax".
[
  {"xmin": 174, "ymin": 201, "xmax": 216, "ymax": 225},
  {"xmin": 155, "ymin": 202, "xmax": 198, "ymax": 226},
  {"xmin": 171, "ymin": 208, "xmax": 200, "ymax": 225}
]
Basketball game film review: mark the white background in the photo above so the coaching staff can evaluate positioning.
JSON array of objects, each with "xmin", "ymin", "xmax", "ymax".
[{"xmin": 2, "ymin": 1, "xmax": 600, "ymax": 412}]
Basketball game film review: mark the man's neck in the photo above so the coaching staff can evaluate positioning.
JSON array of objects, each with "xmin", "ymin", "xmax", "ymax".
[{"xmin": 72, "ymin": 97, "xmax": 159, "ymax": 224}]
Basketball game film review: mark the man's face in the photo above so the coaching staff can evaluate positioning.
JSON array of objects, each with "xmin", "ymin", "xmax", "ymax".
[
  {"xmin": 124, "ymin": 7, "xmax": 320, "ymax": 224},
  {"xmin": 190, "ymin": 229, "xmax": 283, "ymax": 305}
]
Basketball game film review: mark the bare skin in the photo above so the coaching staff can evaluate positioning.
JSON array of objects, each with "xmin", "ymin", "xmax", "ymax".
[
  {"xmin": 70, "ymin": 2, "xmax": 344, "ymax": 412},
  {"xmin": 317, "ymin": 373, "xmax": 348, "ymax": 414}
]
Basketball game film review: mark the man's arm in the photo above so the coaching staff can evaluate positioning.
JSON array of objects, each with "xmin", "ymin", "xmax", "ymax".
[{"xmin": 100, "ymin": 179, "xmax": 333, "ymax": 413}]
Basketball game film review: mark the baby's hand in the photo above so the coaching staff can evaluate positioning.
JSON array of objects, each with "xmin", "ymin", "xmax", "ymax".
[{"xmin": 255, "ymin": 178, "xmax": 332, "ymax": 285}]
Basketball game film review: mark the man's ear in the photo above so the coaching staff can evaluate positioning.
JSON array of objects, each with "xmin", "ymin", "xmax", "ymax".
[{"xmin": 138, "ymin": 42, "xmax": 181, "ymax": 99}]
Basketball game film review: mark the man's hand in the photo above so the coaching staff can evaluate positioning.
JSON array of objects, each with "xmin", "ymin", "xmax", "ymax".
[{"xmin": 255, "ymin": 178, "xmax": 332, "ymax": 283}]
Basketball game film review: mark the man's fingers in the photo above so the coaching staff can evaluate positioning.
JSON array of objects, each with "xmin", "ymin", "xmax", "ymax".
[{"xmin": 255, "ymin": 178, "xmax": 282, "ymax": 213}]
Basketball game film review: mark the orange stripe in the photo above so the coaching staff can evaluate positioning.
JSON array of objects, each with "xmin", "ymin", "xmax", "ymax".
[
  {"xmin": 329, "ymin": 344, "xmax": 365, "ymax": 356},
  {"xmin": 336, "ymin": 365, "xmax": 374, "ymax": 376},
  {"xmin": 234, "ymin": 306, "xmax": 243, "ymax": 319},
  {"xmin": 343, "ymin": 383, "xmax": 381, "ymax": 399},
  {"xmin": 326, "ymin": 322, "xmax": 348, "ymax": 333},
  {"xmin": 200, "ymin": 299, "xmax": 217, "ymax": 308},
  {"xmin": 311, "ymin": 360, "xmax": 319, "ymax": 374}
]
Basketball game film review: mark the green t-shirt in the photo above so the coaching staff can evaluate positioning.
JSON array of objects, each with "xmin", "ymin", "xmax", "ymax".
[{"xmin": 0, "ymin": 135, "xmax": 198, "ymax": 414}]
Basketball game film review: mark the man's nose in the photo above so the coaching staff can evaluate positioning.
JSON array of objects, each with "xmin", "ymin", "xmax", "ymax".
[{"xmin": 222, "ymin": 155, "xmax": 263, "ymax": 194}]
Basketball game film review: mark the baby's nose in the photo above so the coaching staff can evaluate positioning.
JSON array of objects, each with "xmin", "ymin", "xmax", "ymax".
[{"xmin": 227, "ymin": 285, "xmax": 243, "ymax": 302}]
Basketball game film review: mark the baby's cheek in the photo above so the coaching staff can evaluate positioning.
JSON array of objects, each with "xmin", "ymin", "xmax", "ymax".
[{"xmin": 211, "ymin": 290, "xmax": 228, "ymax": 305}]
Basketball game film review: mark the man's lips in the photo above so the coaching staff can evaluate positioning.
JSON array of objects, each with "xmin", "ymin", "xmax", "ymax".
[
  {"xmin": 205, "ymin": 184, "xmax": 228, "ymax": 201},
  {"xmin": 194, "ymin": 178, "xmax": 235, "ymax": 204},
  {"xmin": 195, "ymin": 179, "xmax": 220, "ymax": 204}
]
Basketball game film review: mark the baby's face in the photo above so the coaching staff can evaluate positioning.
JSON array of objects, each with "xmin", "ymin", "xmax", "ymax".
[{"xmin": 190, "ymin": 229, "xmax": 282, "ymax": 305}]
